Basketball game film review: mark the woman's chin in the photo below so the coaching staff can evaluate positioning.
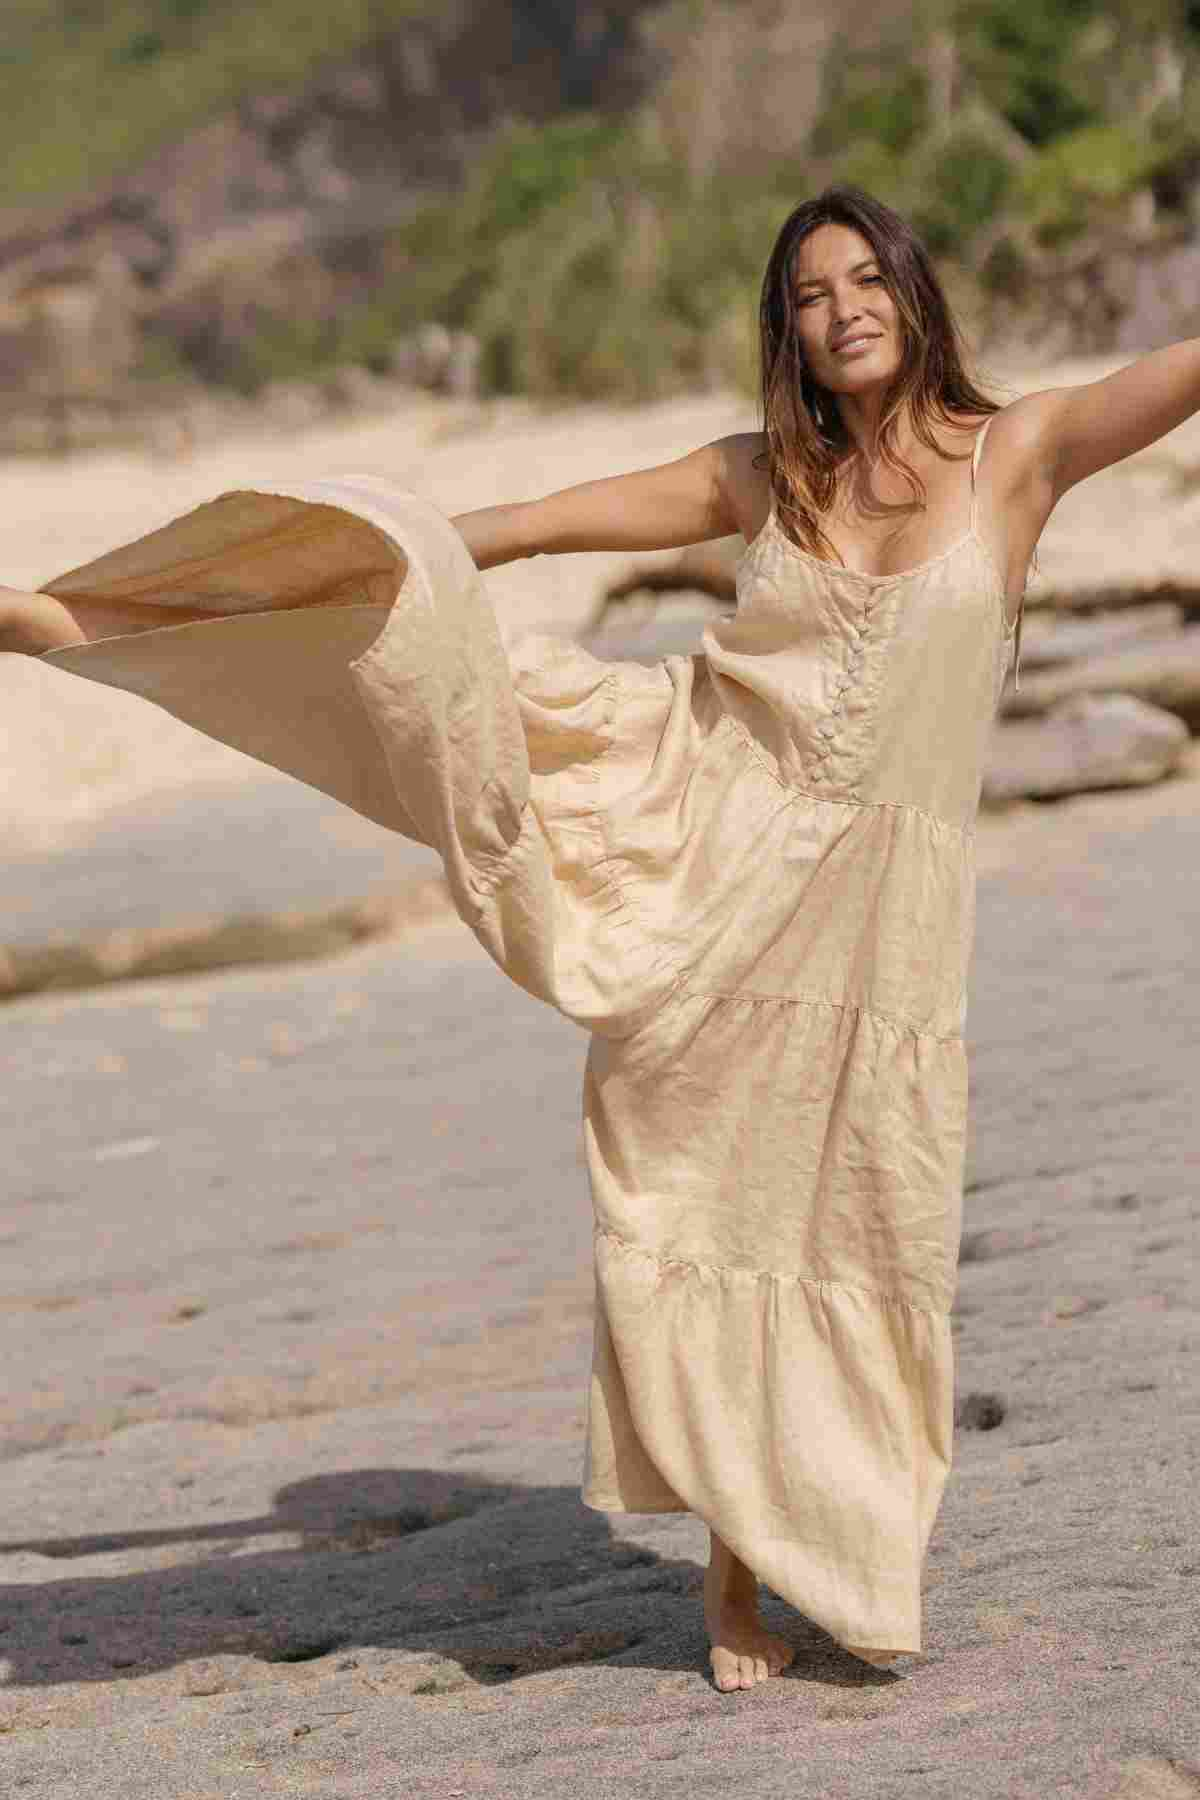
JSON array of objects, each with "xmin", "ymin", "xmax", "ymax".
[{"xmin": 819, "ymin": 356, "xmax": 899, "ymax": 395}]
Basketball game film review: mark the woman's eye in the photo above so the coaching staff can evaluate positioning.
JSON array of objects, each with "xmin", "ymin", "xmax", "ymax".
[{"xmin": 861, "ymin": 275, "xmax": 884, "ymax": 286}]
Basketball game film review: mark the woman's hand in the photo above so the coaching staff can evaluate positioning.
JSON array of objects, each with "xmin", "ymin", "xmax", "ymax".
[{"xmin": 0, "ymin": 586, "xmax": 87, "ymax": 655}]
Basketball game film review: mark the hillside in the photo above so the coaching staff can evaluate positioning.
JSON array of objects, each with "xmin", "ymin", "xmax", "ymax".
[{"xmin": 1, "ymin": 0, "xmax": 1199, "ymax": 441}]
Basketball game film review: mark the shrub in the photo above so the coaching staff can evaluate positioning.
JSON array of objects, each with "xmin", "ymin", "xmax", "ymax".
[{"xmin": 1018, "ymin": 122, "xmax": 1165, "ymax": 244}]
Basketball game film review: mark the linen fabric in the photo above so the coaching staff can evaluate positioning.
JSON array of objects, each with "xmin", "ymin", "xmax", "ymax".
[{"xmin": 43, "ymin": 425, "xmax": 1017, "ymax": 1654}]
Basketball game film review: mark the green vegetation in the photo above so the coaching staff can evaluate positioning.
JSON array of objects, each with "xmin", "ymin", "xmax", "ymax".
[
  {"xmin": 0, "ymin": 0, "xmax": 424, "ymax": 206},
  {"xmin": 957, "ymin": 0, "xmax": 1106, "ymax": 144},
  {"xmin": 226, "ymin": 116, "xmax": 801, "ymax": 401},
  {"xmin": 326, "ymin": 1, "xmax": 1198, "ymax": 399},
  {"xmin": 800, "ymin": 0, "xmax": 1200, "ymax": 304},
  {"xmin": 5, "ymin": 0, "xmax": 1200, "ymax": 403}
]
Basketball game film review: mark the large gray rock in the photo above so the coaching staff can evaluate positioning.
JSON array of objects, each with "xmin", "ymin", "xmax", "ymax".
[
  {"xmin": 1003, "ymin": 625, "xmax": 1200, "ymax": 729},
  {"xmin": 1014, "ymin": 602, "xmax": 1184, "ymax": 670},
  {"xmin": 983, "ymin": 691, "xmax": 1189, "ymax": 807}
]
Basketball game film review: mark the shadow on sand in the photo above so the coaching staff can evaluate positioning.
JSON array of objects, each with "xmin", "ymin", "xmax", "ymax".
[{"xmin": 0, "ymin": 1467, "xmax": 896, "ymax": 1694}]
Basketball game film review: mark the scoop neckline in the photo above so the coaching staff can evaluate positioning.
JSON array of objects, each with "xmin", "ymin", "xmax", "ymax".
[
  {"xmin": 737, "ymin": 505, "xmax": 991, "ymax": 587},
  {"xmin": 735, "ymin": 506, "xmax": 1021, "ymax": 636}
]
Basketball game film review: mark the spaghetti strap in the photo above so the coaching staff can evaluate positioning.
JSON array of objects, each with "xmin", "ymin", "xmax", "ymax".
[{"xmin": 969, "ymin": 415, "xmax": 993, "ymax": 535}]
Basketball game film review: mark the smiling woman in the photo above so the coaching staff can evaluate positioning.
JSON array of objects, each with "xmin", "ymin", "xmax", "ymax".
[
  {"xmin": 757, "ymin": 187, "xmax": 1003, "ymax": 576},
  {"xmin": 4, "ymin": 183, "xmax": 1200, "ymax": 1699}
]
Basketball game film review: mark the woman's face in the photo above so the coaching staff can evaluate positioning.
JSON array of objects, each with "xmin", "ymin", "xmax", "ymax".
[{"xmin": 789, "ymin": 223, "xmax": 903, "ymax": 396}]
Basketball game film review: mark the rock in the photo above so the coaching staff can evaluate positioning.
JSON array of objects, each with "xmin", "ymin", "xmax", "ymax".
[
  {"xmin": 1015, "ymin": 602, "xmax": 1184, "ymax": 670},
  {"xmin": 983, "ymin": 693, "xmax": 1189, "ymax": 807},
  {"xmin": 955, "ymin": 1392, "xmax": 1007, "ymax": 1431},
  {"xmin": 597, "ymin": 536, "xmax": 742, "ymax": 622},
  {"xmin": 1002, "ymin": 626, "xmax": 1200, "ymax": 729},
  {"xmin": 1047, "ymin": 1295, "xmax": 1103, "ymax": 1321},
  {"xmin": 0, "ymin": 880, "xmax": 451, "ymax": 1002}
]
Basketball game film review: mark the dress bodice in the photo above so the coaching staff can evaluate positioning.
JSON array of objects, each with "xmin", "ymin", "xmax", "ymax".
[{"xmin": 702, "ymin": 423, "xmax": 1018, "ymax": 828}]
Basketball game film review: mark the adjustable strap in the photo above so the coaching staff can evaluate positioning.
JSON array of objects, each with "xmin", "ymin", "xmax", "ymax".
[{"xmin": 969, "ymin": 415, "xmax": 993, "ymax": 535}]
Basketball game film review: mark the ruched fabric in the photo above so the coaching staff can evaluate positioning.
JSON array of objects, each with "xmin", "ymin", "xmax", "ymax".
[{"xmin": 43, "ymin": 444, "xmax": 1015, "ymax": 1655}]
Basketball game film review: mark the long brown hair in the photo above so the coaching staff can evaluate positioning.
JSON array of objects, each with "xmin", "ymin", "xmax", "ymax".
[{"xmin": 758, "ymin": 186, "xmax": 998, "ymax": 561}]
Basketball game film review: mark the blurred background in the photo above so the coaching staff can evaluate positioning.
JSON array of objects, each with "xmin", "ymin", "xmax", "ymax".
[
  {"xmin": 2, "ymin": 0, "xmax": 1200, "ymax": 443},
  {"xmin": 2, "ymin": 0, "xmax": 1200, "ymax": 437},
  {"xmin": 3, "ymin": 0, "xmax": 1200, "ymax": 968}
]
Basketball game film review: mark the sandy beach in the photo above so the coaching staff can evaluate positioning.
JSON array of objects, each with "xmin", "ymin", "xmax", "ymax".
[{"xmin": 1, "ymin": 369, "xmax": 1198, "ymax": 1796}]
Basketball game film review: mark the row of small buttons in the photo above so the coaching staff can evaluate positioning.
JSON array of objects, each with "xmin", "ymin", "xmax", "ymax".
[{"xmin": 807, "ymin": 593, "xmax": 878, "ymax": 799}]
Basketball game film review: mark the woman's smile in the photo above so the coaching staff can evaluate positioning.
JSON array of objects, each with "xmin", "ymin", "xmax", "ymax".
[{"xmin": 831, "ymin": 333, "xmax": 883, "ymax": 358}]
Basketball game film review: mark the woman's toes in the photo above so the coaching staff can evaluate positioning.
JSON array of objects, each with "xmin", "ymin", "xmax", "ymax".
[{"xmin": 710, "ymin": 1649, "xmax": 739, "ymax": 1691}]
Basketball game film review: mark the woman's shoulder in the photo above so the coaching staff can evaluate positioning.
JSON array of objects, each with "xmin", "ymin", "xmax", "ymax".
[
  {"xmin": 711, "ymin": 431, "xmax": 769, "ymax": 539},
  {"xmin": 956, "ymin": 395, "xmax": 1058, "ymax": 498}
]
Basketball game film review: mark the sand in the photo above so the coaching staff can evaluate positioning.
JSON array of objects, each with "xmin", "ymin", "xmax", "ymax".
[{"xmin": 1, "ymin": 360, "xmax": 1198, "ymax": 1796}]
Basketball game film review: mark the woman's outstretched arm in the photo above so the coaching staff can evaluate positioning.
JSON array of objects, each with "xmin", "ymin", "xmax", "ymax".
[
  {"xmin": 1021, "ymin": 336, "xmax": 1200, "ymax": 499},
  {"xmin": 451, "ymin": 437, "xmax": 747, "ymax": 570},
  {"xmin": 0, "ymin": 436, "xmax": 751, "ymax": 654}
]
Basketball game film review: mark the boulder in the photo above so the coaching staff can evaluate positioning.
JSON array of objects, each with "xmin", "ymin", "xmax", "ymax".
[
  {"xmin": 983, "ymin": 692, "xmax": 1189, "ymax": 807},
  {"xmin": 1016, "ymin": 602, "xmax": 1184, "ymax": 669},
  {"xmin": 596, "ymin": 535, "xmax": 742, "ymax": 623},
  {"xmin": 1002, "ymin": 625, "xmax": 1200, "ymax": 729}
]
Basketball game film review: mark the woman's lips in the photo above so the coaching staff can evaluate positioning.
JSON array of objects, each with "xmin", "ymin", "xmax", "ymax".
[{"xmin": 831, "ymin": 335, "xmax": 882, "ymax": 358}]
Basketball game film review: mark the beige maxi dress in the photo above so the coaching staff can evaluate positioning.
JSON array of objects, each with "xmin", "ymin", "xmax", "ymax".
[{"xmin": 41, "ymin": 419, "xmax": 1021, "ymax": 1656}]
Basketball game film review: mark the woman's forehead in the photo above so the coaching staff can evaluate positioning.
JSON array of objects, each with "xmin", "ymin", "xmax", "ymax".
[{"xmin": 791, "ymin": 223, "xmax": 876, "ymax": 284}]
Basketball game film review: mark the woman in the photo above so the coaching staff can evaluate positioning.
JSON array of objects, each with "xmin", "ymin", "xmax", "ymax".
[{"xmin": 3, "ymin": 187, "xmax": 1198, "ymax": 1693}]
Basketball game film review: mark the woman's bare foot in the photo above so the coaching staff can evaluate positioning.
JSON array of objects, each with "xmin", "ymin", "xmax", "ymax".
[
  {"xmin": 0, "ymin": 586, "xmax": 87, "ymax": 654},
  {"xmin": 704, "ymin": 1531, "xmax": 795, "ymax": 1692}
]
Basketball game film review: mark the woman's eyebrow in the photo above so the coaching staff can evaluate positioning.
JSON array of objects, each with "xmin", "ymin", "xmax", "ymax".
[{"xmin": 794, "ymin": 259, "xmax": 879, "ymax": 289}]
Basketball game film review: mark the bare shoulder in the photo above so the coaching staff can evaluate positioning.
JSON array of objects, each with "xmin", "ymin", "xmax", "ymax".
[
  {"xmin": 976, "ymin": 393, "xmax": 1063, "ymax": 495},
  {"xmin": 711, "ymin": 431, "xmax": 769, "ymax": 540}
]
